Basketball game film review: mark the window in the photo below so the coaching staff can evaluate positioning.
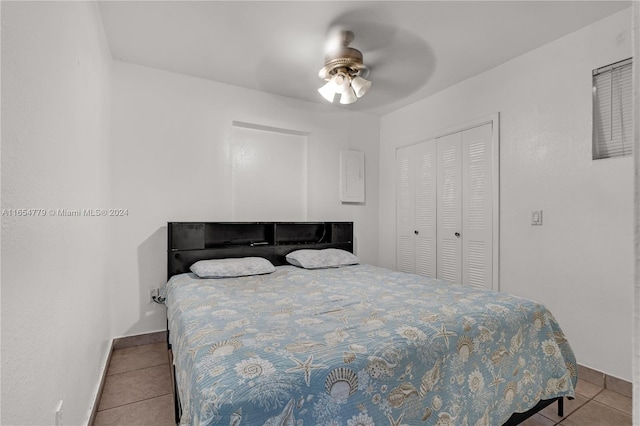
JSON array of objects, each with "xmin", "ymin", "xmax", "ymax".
[{"xmin": 592, "ymin": 58, "xmax": 633, "ymax": 159}]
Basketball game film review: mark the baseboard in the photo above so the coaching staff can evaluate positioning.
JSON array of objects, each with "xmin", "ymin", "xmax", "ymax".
[
  {"xmin": 578, "ymin": 364, "xmax": 633, "ymax": 398},
  {"xmin": 88, "ymin": 340, "xmax": 114, "ymax": 426}
]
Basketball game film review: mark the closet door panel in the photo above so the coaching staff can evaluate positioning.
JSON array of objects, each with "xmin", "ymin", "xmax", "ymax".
[
  {"xmin": 396, "ymin": 145, "xmax": 416, "ymax": 273},
  {"xmin": 436, "ymin": 133, "xmax": 462, "ymax": 284},
  {"xmin": 415, "ymin": 141, "xmax": 437, "ymax": 276},
  {"xmin": 462, "ymin": 123, "xmax": 493, "ymax": 288}
]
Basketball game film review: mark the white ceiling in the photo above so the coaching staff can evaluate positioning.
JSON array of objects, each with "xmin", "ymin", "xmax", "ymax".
[{"xmin": 98, "ymin": 1, "xmax": 630, "ymax": 116}]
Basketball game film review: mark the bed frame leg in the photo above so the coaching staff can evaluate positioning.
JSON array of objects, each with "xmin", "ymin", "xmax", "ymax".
[
  {"xmin": 557, "ymin": 397, "xmax": 564, "ymax": 417},
  {"xmin": 173, "ymin": 363, "xmax": 181, "ymax": 424}
]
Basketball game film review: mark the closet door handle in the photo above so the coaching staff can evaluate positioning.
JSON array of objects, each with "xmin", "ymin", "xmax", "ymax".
[
  {"xmin": 454, "ymin": 232, "xmax": 460, "ymax": 238},
  {"xmin": 414, "ymin": 230, "xmax": 419, "ymax": 235}
]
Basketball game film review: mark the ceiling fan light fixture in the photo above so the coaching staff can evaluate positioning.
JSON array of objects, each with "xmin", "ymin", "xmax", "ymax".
[
  {"xmin": 351, "ymin": 76, "xmax": 372, "ymax": 98},
  {"xmin": 318, "ymin": 81, "xmax": 337, "ymax": 102},
  {"xmin": 317, "ymin": 30, "xmax": 370, "ymax": 105},
  {"xmin": 332, "ymin": 71, "xmax": 351, "ymax": 93},
  {"xmin": 340, "ymin": 87, "xmax": 358, "ymax": 105}
]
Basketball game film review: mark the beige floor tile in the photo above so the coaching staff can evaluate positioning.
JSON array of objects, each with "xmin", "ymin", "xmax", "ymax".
[
  {"xmin": 539, "ymin": 394, "xmax": 588, "ymax": 422},
  {"xmin": 559, "ymin": 400, "xmax": 632, "ymax": 426},
  {"xmin": 94, "ymin": 394, "xmax": 175, "ymax": 426},
  {"xmin": 108, "ymin": 343, "xmax": 169, "ymax": 375},
  {"xmin": 99, "ymin": 365, "xmax": 172, "ymax": 411},
  {"xmin": 518, "ymin": 413, "xmax": 557, "ymax": 426},
  {"xmin": 574, "ymin": 379, "xmax": 603, "ymax": 399},
  {"xmin": 593, "ymin": 389, "xmax": 632, "ymax": 415}
]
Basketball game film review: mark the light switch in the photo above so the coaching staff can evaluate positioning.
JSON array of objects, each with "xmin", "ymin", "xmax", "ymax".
[{"xmin": 531, "ymin": 210, "xmax": 543, "ymax": 226}]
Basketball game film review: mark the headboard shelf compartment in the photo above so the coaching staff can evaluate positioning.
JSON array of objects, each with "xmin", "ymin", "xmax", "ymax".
[
  {"xmin": 168, "ymin": 222, "xmax": 353, "ymax": 278},
  {"xmin": 205, "ymin": 222, "xmax": 274, "ymax": 248},
  {"xmin": 273, "ymin": 222, "xmax": 354, "ymax": 245}
]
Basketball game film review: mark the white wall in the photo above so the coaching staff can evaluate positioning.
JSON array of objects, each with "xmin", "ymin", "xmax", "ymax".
[
  {"xmin": 110, "ymin": 62, "xmax": 380, "ymax": 337},
  {"xmin": 1, "ymin": 2, "xmax": 113, "ymax": 425},
  {"xmin": 379, "ymin": 9, "xmax": 633, "ymax": 381}
]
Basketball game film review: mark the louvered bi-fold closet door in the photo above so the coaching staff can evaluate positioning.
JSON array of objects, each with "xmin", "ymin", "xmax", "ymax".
[
  {"xmin": 396, "ymin": 145, "xmax": 416, "ymax": 273},
  {"xmin": 414, "ymin": 142, "xmax": 437, "ymax": 276},
  {"xmin": 461, "ymin": 123, "xmax": 493, "ymax": 289},
  {"xmin": 436, "ymin": 133, "xmax": 463, "ymax": 284},
  {"xmin": 436, "ymin": 123, "xmax": 493, "ymax": 289},
  {"xmin": 396, "ymin": 142, "xmax": 437, "ymax": 276}
]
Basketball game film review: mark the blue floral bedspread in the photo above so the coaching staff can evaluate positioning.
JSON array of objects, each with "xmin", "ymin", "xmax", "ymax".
[{"xmin": 163, "ymin": 264, "xmax": 576, "ymax": 426}]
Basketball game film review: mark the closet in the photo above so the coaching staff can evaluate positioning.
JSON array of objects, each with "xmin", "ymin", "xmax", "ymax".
[{"xmin": 396, "ymin": 119, "xmax": 498, "ymax": 290}]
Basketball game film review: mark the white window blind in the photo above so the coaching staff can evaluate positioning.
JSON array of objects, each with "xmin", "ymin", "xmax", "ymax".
[{"xmin": 592, "ymin": 58, "xmax": 633, "ymax": 159}]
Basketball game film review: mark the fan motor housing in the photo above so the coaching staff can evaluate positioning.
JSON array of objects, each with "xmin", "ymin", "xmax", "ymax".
[{"xmin": 319, "ymin": 31, "xmax": 369, "ymax": 80}]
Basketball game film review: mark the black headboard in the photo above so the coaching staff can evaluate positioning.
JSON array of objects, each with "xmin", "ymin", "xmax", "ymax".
[{"xmin": 167, "ymin": 222, "xmax": 353, "ymax": 279}]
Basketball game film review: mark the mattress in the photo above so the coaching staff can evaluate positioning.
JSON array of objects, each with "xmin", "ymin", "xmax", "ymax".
[{"xmin": 163, "ymin": 264, "xmax": 577, "ymax": 425}]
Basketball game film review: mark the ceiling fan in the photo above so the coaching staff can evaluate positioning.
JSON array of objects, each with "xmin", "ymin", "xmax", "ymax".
[{"xmin": 317, "ymin": 29, "xmax": 372, "ymax": 105}]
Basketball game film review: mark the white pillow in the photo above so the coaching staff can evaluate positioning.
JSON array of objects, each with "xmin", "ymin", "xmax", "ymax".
[
  {"xmin": 190, "ymin": 257, "xmax": 275, "ymax": 278},
  {"xmin": 286, "ymin": 248, "xmax": 359, "ymax": 269}
]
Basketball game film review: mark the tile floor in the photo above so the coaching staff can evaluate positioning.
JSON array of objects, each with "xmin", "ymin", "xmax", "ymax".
[
  {"xmin": 93, "ymin": 342, "xmax": 633, "ymax": 426},
  {"xmin": 93, "ymin": 342, "xmax": 174, "ymax": 426}
]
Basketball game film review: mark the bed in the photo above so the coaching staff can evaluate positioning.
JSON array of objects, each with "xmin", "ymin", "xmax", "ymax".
[{"xmin": 163, "ymin": 222, "xmax": 576, "ymax": 425}]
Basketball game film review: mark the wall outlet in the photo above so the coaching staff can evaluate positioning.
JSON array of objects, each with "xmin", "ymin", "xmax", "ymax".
[{"xmin": 55, "ymin": 400, "xmax": 63, "ymax": 426}]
